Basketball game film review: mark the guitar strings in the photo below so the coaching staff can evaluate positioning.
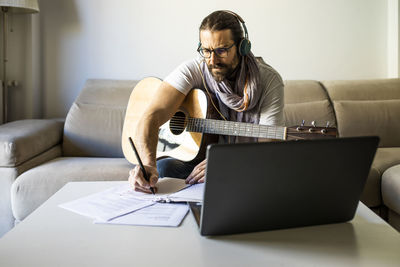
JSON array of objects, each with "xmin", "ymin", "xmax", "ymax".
[
  {"xmin": 166, "ymin": 116, "xmax": 286, "ymax": 138},
  {"xmin": 167, "ymin": 116, "xmax": 334, "ymax": 139},
  {"xmin": 168, "ymin": 117, "xmax": 283, "ymax": 132},
  {"xmin": 169, "ymin": 116, "xmax": 333, "ymax": 133}
]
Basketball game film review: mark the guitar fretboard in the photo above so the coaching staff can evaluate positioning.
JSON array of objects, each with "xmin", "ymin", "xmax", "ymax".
[{"xmin": 186, "ymin": 117, "xmax": 286, "ymax": 140}]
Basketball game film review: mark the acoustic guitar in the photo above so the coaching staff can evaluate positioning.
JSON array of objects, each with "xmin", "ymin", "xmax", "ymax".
[{"xmin": 122, "ymin": 77, "xmax": 337, "ymax": 164}]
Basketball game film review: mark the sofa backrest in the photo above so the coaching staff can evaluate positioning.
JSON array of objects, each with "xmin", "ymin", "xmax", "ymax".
[
  {"xmin": 63, "ymin": 79, "xmax": 138, "ymax": 157},
  {"xmin": 283, "ymin": 80, "xmax": 336, "ymax": 128},
  {"xmin": 322, "ymin": 79, "xmax": 400, "ymax": 147}
]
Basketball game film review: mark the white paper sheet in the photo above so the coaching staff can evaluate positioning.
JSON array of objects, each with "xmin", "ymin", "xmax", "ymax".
[
  {"xmin": 59, "ymin": 178, "xmax": 200, "ymax": 227},
  {"xmin": 94, "ymin": 203, "xmax": 189, "ymax": 227},
  {"xmin": 59, "ymin": 184, "xmax": 154, "ymax": 221},
  {"xmin": 168, "ymin": 183, "xmax": 204, "ymax": 202}
]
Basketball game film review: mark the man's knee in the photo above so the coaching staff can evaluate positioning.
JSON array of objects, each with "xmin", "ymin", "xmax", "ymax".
[
  {"xmin": 157, "ymin": 158, "xmax": 174, "ymax": 178},
  {"xmin": 157, "ymin": 158, "xmax": 195, "ymax": 179}
]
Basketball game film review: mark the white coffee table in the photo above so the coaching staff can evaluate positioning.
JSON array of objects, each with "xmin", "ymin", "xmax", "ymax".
[{"xmin": 0, "ymin": 181, "xmax": 399, "ymax": 267}]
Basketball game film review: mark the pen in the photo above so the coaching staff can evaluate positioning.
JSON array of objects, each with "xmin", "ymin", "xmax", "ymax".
[{"xmin": 128, "ymin": 137, "xmax": 155, "ymax": 195}]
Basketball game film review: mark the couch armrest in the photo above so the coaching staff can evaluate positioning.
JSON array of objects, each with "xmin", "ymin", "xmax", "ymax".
[{"xmin": 0, "ymin": 119, "xmax": 64, "ymax": 167}]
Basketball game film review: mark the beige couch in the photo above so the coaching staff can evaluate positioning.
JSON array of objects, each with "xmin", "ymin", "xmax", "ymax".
[
  {"xmin": 0, "ymin": 78, "xmax": 399, "ymax": 238},
  {"xmin": 284, "ymin": 79, "xmax": 400, "ymax": 230}
]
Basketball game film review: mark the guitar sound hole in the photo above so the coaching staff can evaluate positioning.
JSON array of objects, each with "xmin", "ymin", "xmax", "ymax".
[{"xmin": 170, "ymin": 111, "xmax": 186, "ymax": 135}]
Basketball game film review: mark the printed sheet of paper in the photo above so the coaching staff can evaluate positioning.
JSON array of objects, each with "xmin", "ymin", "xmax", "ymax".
[
  {"xmin": 94, "ymin": 203, "xmax": 189, "ymax": 227},
  {"xmin": 59, "ymin": 184, "xmax": 154, "ymax": 221},
  {"xmin": 169, "ymin": 183, "xmax": 205, "ymax": 202},
  {"xmin": 59, "ymin": 178, "xmax": 199, "ymax": 227}
]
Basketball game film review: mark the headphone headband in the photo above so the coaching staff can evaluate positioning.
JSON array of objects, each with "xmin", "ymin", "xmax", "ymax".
[
  {"xmin": 221, "ymin": 10, "xmax": 249, "ymax": 40},
  {"xmin": 221, "ymin": 10, "xmax": 251, "ymax": 56}
]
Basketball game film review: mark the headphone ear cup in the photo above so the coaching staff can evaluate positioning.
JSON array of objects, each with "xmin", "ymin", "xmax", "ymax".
[{"xmin": 238, "ymin": 38, "xmax": 251, "ymax": 56}]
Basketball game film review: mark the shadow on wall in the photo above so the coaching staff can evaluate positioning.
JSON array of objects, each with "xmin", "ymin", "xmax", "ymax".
[{"xmin": 39, "ymin": 0, "xmax": 80, "ymax": 118}]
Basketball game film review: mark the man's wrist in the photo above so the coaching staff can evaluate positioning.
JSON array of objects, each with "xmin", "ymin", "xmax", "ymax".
[{"xmin": 142, "ymin": 154, "xmax": 157, "ymax": 167}]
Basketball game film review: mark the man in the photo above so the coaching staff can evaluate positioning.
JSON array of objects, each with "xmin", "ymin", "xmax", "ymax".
[{"xmin": 129, "ymin": 10, "xmax": 284, "ymax": 193}]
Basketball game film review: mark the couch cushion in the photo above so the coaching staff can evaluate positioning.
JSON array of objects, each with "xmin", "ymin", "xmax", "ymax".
[
  {"xmin": 284, "ymin": 100, "xmax": 336, "ymax": 128},
  {"xmin": 322, "ymin": 79, "xmax": 400, "ymax": 147},
  {"xmin": 11, "ymin": 157, "xmax": 133, "ymax": 221},
  {"xmin": 333, "ymin": 100, "xmax": 400, "ymax": 147},
  {"xmin": 361, "ymin": 147, "xmax": 400, "ymax": 207},
  {"xmin": 283, "ymin": 80, "xmax": 336, "ymax": 127},
  {"xmin": 0, "ymin": 119, "xmax": 63, "ymax": 167},
  {"xmin": 63, "ymin": 79, "xmax": 138, "ymax": 157},
  {"xmin": 0, "ymin": 145, "xmax": 61, "ymax": 237},
  {"xmin": 284, "ymin": 80, "xmax": 330, "ymax": 103},
  {"xmin": 382, "ymin": 165, "xmax": 400, "ymax": 215},
  {"xmin": 372, "ymin": 147, "xmax": 400, "ymax": 173},
  {"xmin": 63, "ymin": 103, "xmax": 126, "ymax": 157},
  {"xmin": 322, "ymin": 79, "xmax": 400, "ymax": 101}
]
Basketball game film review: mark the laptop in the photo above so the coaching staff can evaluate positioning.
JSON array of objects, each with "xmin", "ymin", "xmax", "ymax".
[{"xmin": 189, "ymin": 136, "xmax": 379, "ymax": 236}]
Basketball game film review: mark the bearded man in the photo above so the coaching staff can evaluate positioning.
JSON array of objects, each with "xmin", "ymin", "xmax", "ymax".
[{"xmin": 129, "ymin": 10, "xmax": 284, "ymax": 193}]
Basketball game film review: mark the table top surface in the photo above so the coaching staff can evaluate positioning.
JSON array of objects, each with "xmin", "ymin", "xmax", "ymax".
[{"xmin": 0, "ymin": 181, "xmax": 399, "ymax": 267}]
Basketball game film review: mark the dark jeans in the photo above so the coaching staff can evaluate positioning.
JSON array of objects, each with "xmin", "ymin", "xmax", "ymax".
[{"xmin": 157, "ymin": 157, "xmax": 202, "ymax": 179}]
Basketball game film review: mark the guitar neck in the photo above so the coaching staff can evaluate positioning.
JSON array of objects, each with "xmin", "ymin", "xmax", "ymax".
[{"xmin": 186, "ymin": 117, "xmax": 287, "ymax": 140}]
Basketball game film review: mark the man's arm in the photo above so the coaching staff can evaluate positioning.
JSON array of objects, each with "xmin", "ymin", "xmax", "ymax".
[{"xmin": 129, "ymin": 81, "xmax": 186, "ymax": 192}]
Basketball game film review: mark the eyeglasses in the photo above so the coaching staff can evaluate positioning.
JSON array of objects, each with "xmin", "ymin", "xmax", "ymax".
[{"xmin": 197, "ymin": 43, "xmax": 235, "ymax": 58}]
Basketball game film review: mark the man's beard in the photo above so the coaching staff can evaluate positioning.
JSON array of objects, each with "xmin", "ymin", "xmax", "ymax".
[{"xmin": 207, "ymin": 62, "xmax": 238, "ymax": 82}]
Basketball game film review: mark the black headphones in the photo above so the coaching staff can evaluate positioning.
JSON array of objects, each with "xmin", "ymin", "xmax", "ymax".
[{"xmin": 198, "ymin": 10, "xmax": 251, "ymax": 57}]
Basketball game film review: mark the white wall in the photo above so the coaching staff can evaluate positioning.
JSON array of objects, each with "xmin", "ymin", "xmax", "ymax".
[
  {"xmin": 388, "ymin": 0, "xmax": 399, "ymax": 77},
  {"xmin": 1, "ymin": 0, "xmax": 397, "ymax": 120}
]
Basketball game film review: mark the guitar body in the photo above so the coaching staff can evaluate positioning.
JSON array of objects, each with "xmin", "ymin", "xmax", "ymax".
[{"xmin": 122, "ymin": 77, "xmax": 218, "ymax": 164}]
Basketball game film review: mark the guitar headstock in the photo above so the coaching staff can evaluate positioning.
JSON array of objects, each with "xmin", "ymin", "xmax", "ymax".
[{"xmin": 286, "ymin": 121, "xmax": 337, "ymax": 141}]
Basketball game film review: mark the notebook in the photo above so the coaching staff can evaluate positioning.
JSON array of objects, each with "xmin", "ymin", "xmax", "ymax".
[{"xmin": 189, "ymin": 136, "xmax": 379, "ymax": 236}]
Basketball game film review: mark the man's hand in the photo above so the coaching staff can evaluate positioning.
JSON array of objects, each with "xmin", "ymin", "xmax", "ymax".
[
  {"xmin": 186, "ymin": 159, "xmax": 207, "ymax": 184},
  {"xmin": 128, "ymin": 165, "xmax": 159, "ymax": 193}
]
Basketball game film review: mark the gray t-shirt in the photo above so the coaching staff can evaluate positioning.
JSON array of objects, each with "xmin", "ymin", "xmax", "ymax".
[{"xmin": 164, "ymin": 57, "xmax": 284, "ymax": 126}]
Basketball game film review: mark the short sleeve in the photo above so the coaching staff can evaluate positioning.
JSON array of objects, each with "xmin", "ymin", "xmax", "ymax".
[
  {"xmin": 259, "ymin": 75, "xmax": 285, "ymax": 126},
  {"xmin": 164, "ymin": 59, "xmax": 204, "ymax": 95}
]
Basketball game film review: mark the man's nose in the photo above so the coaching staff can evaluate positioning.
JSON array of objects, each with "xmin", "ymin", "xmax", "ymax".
[{"xmin": 209, "ymin": 52, "xmax": 219, "ymax": 65}]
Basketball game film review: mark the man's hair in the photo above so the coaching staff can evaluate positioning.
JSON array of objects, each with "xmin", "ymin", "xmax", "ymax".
[{"xmin": 199, "ymin": 10, "xmax": 244, "ymax": 45}]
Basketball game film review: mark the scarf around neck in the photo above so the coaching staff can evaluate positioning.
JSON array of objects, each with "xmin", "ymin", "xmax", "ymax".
[{"xmin": 200, "ymin": 51, "xmax": 261, "ymax": 143}]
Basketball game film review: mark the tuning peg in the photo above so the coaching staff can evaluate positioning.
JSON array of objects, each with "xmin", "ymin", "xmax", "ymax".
[
  {"xmin": 308, "ymin": 121, "xmax": 317, "ymax": 132},
  {"xmin": 321, "ymin": 121, "xmax": 330, "ymax": 134},
  {"xmin": 297, "ymin": 120, "xmax": 306, "ymax": 131}
]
